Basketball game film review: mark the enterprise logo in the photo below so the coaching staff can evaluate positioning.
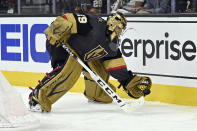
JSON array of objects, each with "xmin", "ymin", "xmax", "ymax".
[{"xmin": 121, "ymin": 32, "xmax": 196, "ymax": 66}]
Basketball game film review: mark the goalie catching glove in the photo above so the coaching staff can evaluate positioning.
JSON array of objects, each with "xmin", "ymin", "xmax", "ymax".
[{"xmin": 122, "ymin": 75, "xmax": 152, "ymax": 99}]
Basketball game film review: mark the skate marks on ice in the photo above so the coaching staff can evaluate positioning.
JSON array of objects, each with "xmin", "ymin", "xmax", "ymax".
[
  {"xmin": 16, "ymin": 87, "xmax": 197, "ymax": 131},
  {"xmin": 0, "ymin": 119, "xmax": 40, "ymax": 131}
]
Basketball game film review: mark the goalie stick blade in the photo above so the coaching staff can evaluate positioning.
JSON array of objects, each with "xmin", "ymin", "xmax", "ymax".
[
  {"xmin": 120, "ymin": 97, "xmax": 145, "ymax": 113},
  {"xmin": 120, "ymin": 104, "xmax": 133, "ymax": 113}
]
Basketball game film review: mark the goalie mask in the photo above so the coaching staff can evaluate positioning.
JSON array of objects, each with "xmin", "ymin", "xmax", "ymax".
[{"xmin": 107, "ymin": 12, "xmax": 127, "ymax": 40}]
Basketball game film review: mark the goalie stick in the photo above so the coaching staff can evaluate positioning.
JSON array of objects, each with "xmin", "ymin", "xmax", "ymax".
[{"xmin": 61, "ymin": 43, "xmax": 144, "ymax": 113}]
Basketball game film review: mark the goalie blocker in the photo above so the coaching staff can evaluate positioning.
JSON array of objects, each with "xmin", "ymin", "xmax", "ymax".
[{"xmin": 29, "ymin": 12, "xmax": 152, "ymax": 112}]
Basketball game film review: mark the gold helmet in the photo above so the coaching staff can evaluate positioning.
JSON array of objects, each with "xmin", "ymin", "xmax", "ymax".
[{"xmin": 107, "ymin": 12, "xmax": 127, "ymax": 40}]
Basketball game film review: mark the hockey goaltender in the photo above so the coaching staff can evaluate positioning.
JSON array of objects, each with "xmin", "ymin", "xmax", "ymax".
[{"xmin": 28, "ymin": 12, "xmax": 152, "ymax": 112}]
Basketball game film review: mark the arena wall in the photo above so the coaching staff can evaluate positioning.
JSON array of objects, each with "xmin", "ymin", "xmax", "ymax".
[{"xmin": 0, "ymin": 16, "xmax": 197, "ymax": 106}]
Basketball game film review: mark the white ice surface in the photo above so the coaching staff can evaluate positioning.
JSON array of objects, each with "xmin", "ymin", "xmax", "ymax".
[{"xmin": 2, "ymin": 87, "xmax": 197, "ymax": 131}]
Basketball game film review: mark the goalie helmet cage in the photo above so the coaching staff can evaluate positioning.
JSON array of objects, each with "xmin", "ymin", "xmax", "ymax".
[{"xmin": 0, "ymin": 71, "xmax": 39, "ymax": 128}]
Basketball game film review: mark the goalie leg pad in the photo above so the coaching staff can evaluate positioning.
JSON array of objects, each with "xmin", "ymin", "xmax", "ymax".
[
  {"xmin": 123, "ymin": 75, "xmax": 152, "ymax": 99},
  {"xmin": 83, "ymin": 60, "xmax": 116, "ymax": 103},
  {"xmin": 32, "ymin": 56, "xmax": 82, "ymax": 112}
]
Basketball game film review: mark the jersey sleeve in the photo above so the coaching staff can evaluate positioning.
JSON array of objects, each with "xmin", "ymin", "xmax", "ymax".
[
  {"xmin": 44, "ymin": 13, "xmax": 92, "ymax": 46},
  {"xmin": 72, "ymin": 13, "xmax": 92, "ymax": 35},
  {"xmin": 44, "ymin": 15, "xmax": 73, "ymax": 45}
]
